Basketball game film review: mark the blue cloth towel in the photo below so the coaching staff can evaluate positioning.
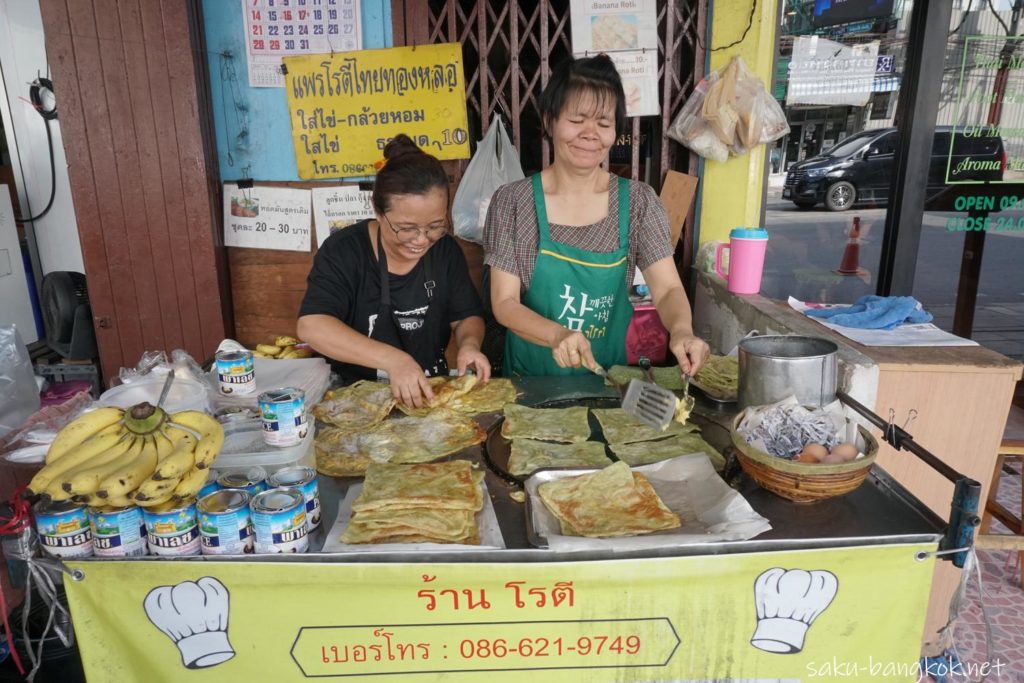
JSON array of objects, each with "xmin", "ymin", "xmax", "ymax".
[{"xmin": 805, "ymin": 295, "xmax": 933, "ymax": 330}]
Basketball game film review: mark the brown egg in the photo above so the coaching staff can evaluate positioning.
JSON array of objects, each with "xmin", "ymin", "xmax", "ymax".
[
  {"xmin": 821, "ymin": 453, "xmax": 846, "ymax": 464},
  {"xmin": 802, "ymin": 443, "xmax": 828, "ymax": 461},
  {"xmin": 795, "ymin": 451, "xmax": 820, "ymax": 464},
  {"xmin": 831, "ymin": 443, "xmax": 859, "ymax": 462}
]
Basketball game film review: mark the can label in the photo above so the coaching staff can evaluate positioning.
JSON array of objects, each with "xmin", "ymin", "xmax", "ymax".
[
  {"xmin": 268, "ymin": 467, "xmax": 321, "ymax": 531},
  {"xmin": 217, "ymin": 350, "xmax": 256, "ymax": 396},
  {"xmin": 259, "ymin": 388, "xmax": 307, "ymax": 447},
  {"xmin": 90, "ymin": 507, "xmax": 147, "ymax": 558},
  {"xmin": 200, "ymin": 509, "xmax": 254, "ymax": 555},
  {"xmin": 252, "ymin": 490, "xmax": 308, "ymax": 554},
  {"xmin": 144, "ymin": 504, "xmax": 200, "ymax": 556},
  {"xmin": 35, "ymin": 505, "xmax": 93, "ymax": 559}
]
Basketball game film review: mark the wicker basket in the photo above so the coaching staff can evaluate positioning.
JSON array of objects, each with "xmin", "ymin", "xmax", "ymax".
[{"xmin": 730, "ymin": 414, "xmax": 879, "ymax": 503}]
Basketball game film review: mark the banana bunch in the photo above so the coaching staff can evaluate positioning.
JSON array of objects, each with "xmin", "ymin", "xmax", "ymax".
[
  {"xmin": 252, "ymin": 335, "xmax": 312, "ymax": 359},
  {"xmin": 28, "ymin": 403, "xmax": 225, "ymax": 510}
]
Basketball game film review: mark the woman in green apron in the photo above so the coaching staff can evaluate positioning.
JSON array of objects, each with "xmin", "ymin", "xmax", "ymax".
[{"xmin": 484, "ymin": 55, "xmax": 709, "ymax": 377}]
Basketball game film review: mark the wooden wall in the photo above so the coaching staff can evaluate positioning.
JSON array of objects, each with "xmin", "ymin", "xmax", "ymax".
[{"xmin": 39, "ymin": 0, "xmax": 228, "ymax": 382}]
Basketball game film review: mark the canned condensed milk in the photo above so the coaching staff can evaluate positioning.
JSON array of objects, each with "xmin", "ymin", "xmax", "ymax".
[
  {"xmin": 268, "ymin": 466, "xmax": 321, "ymax": 531},
  {"xmin": 258, "ymin": 388, "xmax": 307, "ymax": 447},
  {"xmin": 217, "ymin": 467, "xmax": 267, "ymax": 497},
  {"xmin": 89, "ymin": 505, "xmax": 147, "ymax": 557},
  {"xmin": 198, "ymin": 489, "xmax": 254, "ymax": 555},
  {"xmin": 34, "ymin": 500, "xmax": 93, "ymax": 559},
  {"xmin": 251, "ymin": 488, "xmax": 308, "ymax": 554},
  {"xmin": 216, "ymin": 350, "xmax": 255, "ymax": 395},
  {"xmin": 143, "ymin": 502, "xmax": 200, "ymax": 556}
]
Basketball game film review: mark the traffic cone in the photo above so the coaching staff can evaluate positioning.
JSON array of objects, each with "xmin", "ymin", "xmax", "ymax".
[{"xmin": 836, "ymin": 215, "xmax": 862, "ymax": 275}]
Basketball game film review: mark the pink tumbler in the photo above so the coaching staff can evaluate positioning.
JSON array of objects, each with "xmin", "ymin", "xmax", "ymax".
[{"xmin": 714, "ymin": 227, "xmax": 769, "ymax": 295}]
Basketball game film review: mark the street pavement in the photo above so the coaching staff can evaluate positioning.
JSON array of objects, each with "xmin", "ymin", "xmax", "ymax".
[{"xmin": 756, "ymin": 177, "xmax": 1024, "ymax": 359}]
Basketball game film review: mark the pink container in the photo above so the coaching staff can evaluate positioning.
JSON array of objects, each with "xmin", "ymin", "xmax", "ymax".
[
  {"xmin": 715, "ymin": 227, "xmax": 769, "ymax": 295},
  {"xmin": 626, "ymin": 305, "xmax": 669, "ymax": 365}
]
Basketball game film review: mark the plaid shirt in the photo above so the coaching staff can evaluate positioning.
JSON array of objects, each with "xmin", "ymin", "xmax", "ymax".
[{"xmin": 482, "ymin": 176, "xmax": 674, "ymax": 292}]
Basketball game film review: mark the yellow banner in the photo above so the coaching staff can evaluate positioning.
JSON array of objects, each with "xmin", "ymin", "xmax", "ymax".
[
  {"xmin": 67, "ymin": 544, "xmax": 936, "ymax": 682},
  {"xmin": 284, "ymin": 44, "xmax": 471, "ymax": 179}
]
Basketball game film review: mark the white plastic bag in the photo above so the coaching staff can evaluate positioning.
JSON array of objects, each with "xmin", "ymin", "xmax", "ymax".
[
  {"xmin": 452, "ymin": 115, "xmax": 525, "ymax": 243},
  {"xmin": 0, "ymin": 325, "xmax": 40, "ymax": 438}
]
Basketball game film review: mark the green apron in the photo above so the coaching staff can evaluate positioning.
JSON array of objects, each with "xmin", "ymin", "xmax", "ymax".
[{"xmin": 504, "ymin": 174, "xmax": 633, "ymax": 377}]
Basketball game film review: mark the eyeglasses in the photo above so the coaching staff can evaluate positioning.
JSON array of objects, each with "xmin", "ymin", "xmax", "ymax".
[{"xmin": 381, "ymin": 213, "xmax": 448, "ymax": 243}]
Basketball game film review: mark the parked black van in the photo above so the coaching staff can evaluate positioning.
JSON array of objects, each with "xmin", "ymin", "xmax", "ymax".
[{"xmin": 782, "ymin": 126, "xmax": 1005, "ymax": 211}]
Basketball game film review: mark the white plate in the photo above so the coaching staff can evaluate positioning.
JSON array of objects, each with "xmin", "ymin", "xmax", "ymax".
[{"xmin": 321, "ymin": 478, "xmax": 505, "ymax": 552}]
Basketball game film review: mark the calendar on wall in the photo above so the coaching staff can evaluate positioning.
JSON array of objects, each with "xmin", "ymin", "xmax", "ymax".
[{"xmin": 243, "ymin": 0, "xmax": 361, "ymax": 88}]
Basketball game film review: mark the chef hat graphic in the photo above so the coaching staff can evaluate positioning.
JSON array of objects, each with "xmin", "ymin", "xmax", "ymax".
[
  {"xmin": 751, "ymin": 567, "xmax": 838, "ymax": 654},
  {"xmin": 144, "ymin": 576, "xmax": 235, "ymax": 669}
]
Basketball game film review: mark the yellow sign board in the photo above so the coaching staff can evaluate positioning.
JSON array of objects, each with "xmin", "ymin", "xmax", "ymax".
[
  {"xmin": 284, "ymin": 44, "xmax": 471, "ymax": 179},
  {"xmin": 65, "ymin": 544, "xmax": 940, "ymax": 682}
]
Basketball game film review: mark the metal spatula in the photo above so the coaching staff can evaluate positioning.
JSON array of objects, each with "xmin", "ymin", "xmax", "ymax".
[{"xmin": 592, "ymin": 362, "xmax": 679, "ymax": 431}]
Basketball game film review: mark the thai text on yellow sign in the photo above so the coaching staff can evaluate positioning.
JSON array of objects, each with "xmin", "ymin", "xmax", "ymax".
[
  {"xmin": 284, "ymin": 44, "xmax": 471, "ymax": 179},
  {"xmin": 65, "ymin": 543, "xmax": 940, "ymax": 682}
]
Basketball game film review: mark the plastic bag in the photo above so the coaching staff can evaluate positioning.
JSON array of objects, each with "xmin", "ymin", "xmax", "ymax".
[
  {"xmin": 669, "ymin": 57, "xmax": 789, "ymax": 161},
  {"xmin": 452, "ymin": 115, "xmax": 525, "ymax": 243},
  {"xmin": 668, "ymin": 78, "xmax": 729, "ymax": 163},
  {"xmin": 0, "ymin": 325, "xmax": 41, "ymax": 438},
  {"xmin": 117, "ymin": 348, "xmax": 206, "ymax": 386}
]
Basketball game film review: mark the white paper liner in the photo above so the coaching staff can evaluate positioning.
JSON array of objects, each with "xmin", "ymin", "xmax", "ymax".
[
  {"xmin": 321, "ymin": 480, "xmax": 505, "ymax": 552},
  {"xmin": 525, "ymin": 453, "xmax": 772, "ymax": 552}
]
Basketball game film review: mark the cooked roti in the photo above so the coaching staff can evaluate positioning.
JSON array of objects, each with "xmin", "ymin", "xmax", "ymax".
[
  {"xmin": 312, "ymin": 380, "xmax": 396, "ymax": 431},
  {"xmin": 508, "ymin": 439, "xmax": 611, "ymax": 477},
  {"xmin": 448, "ymin": 378, "xmax": 519, "ymax": 414},
  {"xmin": 341, "ymin": 508, "xmax": 477, "ymax": 544},
  {"xmin": 315, "ymin": 410, "xmax": 485, "ymax": 477},
  {"xmin": 537, "ymin": 461, "xmax": 680, "ymax": 538},
  {"xmin": 606, "ymin": 365, "xmax": 686, "ymax": 391},
  {"xmin": 691, "ymin": 355, "xmax": 739, "ymax": 401},
  {"xmin": 353, "ymin": 461, "xmax": 483, "ymax": 512},
  {"xmin": 500, "ymin": 404, "xmax": 591, "ymax": 443},
  {"xmin": 592, "ymin": 408, "xmax": 697, "ymax": 445},
  {"xmin": 609, "ymin": 433, "xmax": 725, "ymax": 469},
  {"xmin": 395, "ymin": 375, "xmax": 478, "ymax": 417}
]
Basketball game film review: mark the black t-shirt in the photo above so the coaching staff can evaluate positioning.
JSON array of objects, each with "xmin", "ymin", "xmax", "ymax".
[{"xmin": 299, "ymin": 220, "xmax": 484, "ymax": 381}]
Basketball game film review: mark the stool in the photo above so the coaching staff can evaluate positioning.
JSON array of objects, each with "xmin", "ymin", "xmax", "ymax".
[{"xmin": 980, "ymin": 439, "xmax": 1024, "ymax": 588}]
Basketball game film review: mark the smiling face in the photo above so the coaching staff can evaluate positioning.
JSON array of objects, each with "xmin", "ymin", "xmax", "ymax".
[
  {"xmin": 547, "ymin": 91, "xmax": 618, "ymax": 172},
  {"xmin": 375, "ymin": 186, "xmax": 449, "ymax": 264}
]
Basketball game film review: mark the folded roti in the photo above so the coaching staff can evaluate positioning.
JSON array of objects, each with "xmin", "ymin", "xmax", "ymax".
[
  {"xmin": 396, "ymin": 375, "xmax": 478, "ymax": 417},
  {"xmin": 593, "ymin": 408, "xmax": 697, "ymax": 445},
  {"xmin": 313, "ymin": 380, "xmax": 396, "ymax": 432},
  {"xmin": 537, "ymin": 462, "xmax": 680, "ymax": 538},
  {"xmin": 448, "ymin": 378, "xmax": 519, "ymax": 414},
  {"xmin": 610, "ymin": 433, "xmax": 725, "ymax": 469},
  {"xmin": 341, "ymin": 508, "xmax": 476, "ymax": 544},
  {"xmin": 508, "ymin": 439, "xmax": 611, "ymax": 477},
  {"xmin": 314, "ymin": 410, "xmax": 485, "ymax": 477},
  {"xmin": 500, "ymin": 404, "xmax": 591, "ymax": 443},
  {"xmin": 353, "ymin": 461, "xmax": 483, "ymax": 512}
]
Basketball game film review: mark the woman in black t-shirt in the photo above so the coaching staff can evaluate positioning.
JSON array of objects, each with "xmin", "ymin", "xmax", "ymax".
[{"xmin": 298, "ymin": 135, "xmax": 490, "ymax": 408}]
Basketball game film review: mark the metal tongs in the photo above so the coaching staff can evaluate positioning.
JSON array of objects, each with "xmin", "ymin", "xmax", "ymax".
[{"xmin": 591, "ymin": 359, "xmax": 680, "ymax": 431}]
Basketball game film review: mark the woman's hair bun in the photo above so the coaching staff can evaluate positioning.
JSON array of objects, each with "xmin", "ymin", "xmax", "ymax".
[{"xmin": 383, "ymin": 133, "xmax": 422, "ymax": 161}]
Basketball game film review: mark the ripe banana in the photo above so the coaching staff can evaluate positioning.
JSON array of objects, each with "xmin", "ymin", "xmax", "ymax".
[
  {"xmin": 255, "ymin": 344, "xmax": 282, "ymax": 356},
  {"xmin": 56, "ymin": 437, "xmax": 144, "ymax": 500},
  {"xmin": 162, "ymin": 427, "xmax": 197, "ymax": 454},
  {"xmin": 96, "ymin": 438, "xmax": 158, "ymax": 499},
  {"xmin": 45, "ymin": 407, "xmax": 125, "ymax": 464},
  {"xmin": 169, "ymin": 411, "xmax": 222, "ymax": 440},
  {"xmin": 152, "ymin": 431, "xmax": 175, "ymax": 460},
  {"xmin": 29, "ymin": 431, "xmax": 129, "ymax": 496},
  {"xmin": 192, "ymin": 430, "xmax": 225, "ymax": 470},
  {"xmin": 152, "ymin": 438, "xmax": 195, "ymax": 481},
  {"xmin": 99, "ymin": 493, "xmax": 136, "ymax": 509},
  {"xmin": 171, "ymin": 467, "xmax": 208, "ymax": 502},
  {"xmin": 279, "ymin": 347, "xmax": 312, "ymax": 359},
  {"xmin": 62, "ymin": 435, "xmax": 139, "ymax": 495},
  {"xmin": 275, "ymin": 335, "xmax": 300, "ymax": 347},
  {"xmin": 134, "ymin": 473, "xmax": 182, "ymax": 502}
]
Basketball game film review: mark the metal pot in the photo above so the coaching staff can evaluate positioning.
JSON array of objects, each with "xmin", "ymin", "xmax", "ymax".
[{"xmin": 737, "ymin": 335, "xmax": 838, "ymax": 409}]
